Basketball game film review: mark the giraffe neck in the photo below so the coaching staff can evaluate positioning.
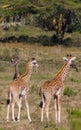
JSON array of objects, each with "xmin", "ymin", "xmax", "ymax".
[
  {"xmin": 54, "ymin": 62, "xmax": 70, "ymax": 81},
  {"xmin": 15, "ymin": 64, "xmax": 19, "ymax": 77},
  {"xmin": 22, "ymin": 66, "xmax": 32, "ymax": 82}
]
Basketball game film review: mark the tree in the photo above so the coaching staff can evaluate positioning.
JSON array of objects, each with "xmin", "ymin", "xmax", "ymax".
[{"xmin": 53, "ymin": 10, "xmax": 71, "ymax": 44}]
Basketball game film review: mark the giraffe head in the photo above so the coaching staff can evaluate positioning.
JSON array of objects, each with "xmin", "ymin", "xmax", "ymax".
[
  {"xmin": 11, "ymin": 56, "xmax": 20, "ymax": 65},
  {"xmin": 31, "ymin": 58, "xmax": 39, "ymax": 68},
  {"xmin": 27, "ymin": 58, "xmax": 39, "ymax": 71},
  {"xmin": 63, "ymin": 54, "xmax": 76, "ymax": 66}
]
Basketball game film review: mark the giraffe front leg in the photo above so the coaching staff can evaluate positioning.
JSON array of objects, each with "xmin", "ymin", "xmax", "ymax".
[
  {"xmin": 45, "ymin": 98, "xmax": 51, "ymax": 122},
  {"xmin": 25, "ymin": 95, "xmax": 32, "ymax": 123},
  {"xmin": 57, "ymin": 95, "xmax": 61, "ymax": 123},
  {"xmin": 54, "ymin": 98, "xmax": 58, "ymax": 124},
  {"xmin": 17, "ymin": 98, "xmax": 22, "ymax": 122},
  {"xmin": 45, "ymin": 107, "xmax": 49, "ymax": 122}
]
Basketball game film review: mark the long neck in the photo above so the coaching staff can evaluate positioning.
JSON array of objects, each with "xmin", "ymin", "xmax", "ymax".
[
  {"xmin": 54, "ymin": 62, "xmax": 70, "ymax": 81},
  {"xmin": 22, "ymin": 65, "xmax": 32, "ymax": 82},
  {"xmin": 15, "ymin": 64, "xmax": 19, "ymax": 76}
]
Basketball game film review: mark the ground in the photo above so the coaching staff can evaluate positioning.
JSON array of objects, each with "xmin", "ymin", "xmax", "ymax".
[{"xmin": 0, "ymin": 43, "xmax": 81, "ymax": 130}]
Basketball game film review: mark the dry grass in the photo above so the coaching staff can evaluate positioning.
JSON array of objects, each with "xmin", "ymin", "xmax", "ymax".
[{"xmin": 0, "ymin": 43, "xmax": 81, "ymax": 130}]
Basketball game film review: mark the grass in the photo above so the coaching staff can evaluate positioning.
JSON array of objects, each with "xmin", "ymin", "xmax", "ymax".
[
  {"xmin": 69, "ymin": 77, "xmax": 79, "ymax": 83},
  {"xmin": 0, "ymin": 43, "xmax": 81, "ymax": 130},
  {"xmin": 63, "ymin": 87, "xmax": 76, "ymax": 97},
  {"xmin": 0, "ymin": 25, "xmax": 54, "ymax": 38},
  {"xmin": 67, "ymin": 109, "xmax": 81, "ymax": 130}
]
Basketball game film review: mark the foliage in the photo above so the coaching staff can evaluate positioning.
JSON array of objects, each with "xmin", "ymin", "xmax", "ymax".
[
  {"xmin": 52, "ymin": 9, "xmax": 72, "ymax": 44},
  {"xmin": 0, "ymin": 0, "xmax": 81, "ymax": 46},
  {"xmin": 63, "ymin": 87, "xmax": 76, "ymax": 97}
]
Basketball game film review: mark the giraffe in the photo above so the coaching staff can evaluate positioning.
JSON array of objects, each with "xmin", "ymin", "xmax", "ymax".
[
  {"xmin": 11, "ymin": 56, "xmax": 20, "ymax": 80},
  {"xmin": 39, "ymin": 56, "xmax": 76, "ymax": 123},
  {"xmin": 7, "ymin": 58, "xmax": 38, "ymax": 122}
]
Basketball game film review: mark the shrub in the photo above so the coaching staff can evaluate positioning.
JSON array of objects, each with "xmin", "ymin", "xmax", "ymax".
[
  {"xmin": 37, "ymin": 35, "xmax": 50, "ymax": 46},
  {"xmin": 63, "ymin": 87, "xmax": 76, "ymax": 97}
]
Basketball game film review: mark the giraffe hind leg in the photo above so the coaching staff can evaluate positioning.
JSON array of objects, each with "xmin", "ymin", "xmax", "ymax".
[
  {"xmin": 39, "ymin": 101, "xmax": 43, "ymax": 108},
  {"xmin": 40, "ymin": 93, "xmax": 46, "ymax": 122},
  {"xmin": 39, "ymin": 93, "xmax": 46, "ymax": 108}
]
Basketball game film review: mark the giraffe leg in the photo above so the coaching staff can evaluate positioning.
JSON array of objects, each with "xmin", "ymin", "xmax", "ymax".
[
  {"xmin": 25, "ymin": 95, "xmax": 32, "ymax": 122},
  {"xmin": 45, "ymin": 104, "xmax": 49, "ymax": 122},
  {"xmin": 55, "ymin": 88, "xmax": 62, "ymax": 123},
  {"xmin": 54, "ymin": 98, "xmax": 58, "ymax": 123},
  {"xmin": 6, "ymin": 91, "xmax": 12, "ymax": 121},
  {"xmin": 45, "ymin": 98, "xmax": 51, "ymax": 122},
  {"xmin": 7, "ymin": 104, "xmax": 10, "ymax": 121},
  {"xmin": 57, "ymin": 95, "xmax": 61, "ymax": 123},
  {"xmin": 12, "ymin": 100, "xmax": 15, "ymax": 122},
  {"xmin": 41, "ymin": 99, "xmax": 45, "ymax": 122},
  {"xmin": 17, "ymin": 98, "xmax": 22, "ymax": 121}
]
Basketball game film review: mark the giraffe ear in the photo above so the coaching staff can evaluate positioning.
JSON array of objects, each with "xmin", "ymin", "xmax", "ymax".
[
  {"xmin": 63, "ymin": 57, "xmax": 68, "ymax": 62},
  {"xmin": 70, "ymin": 57, "xmax": 76, "ymax": 61}
]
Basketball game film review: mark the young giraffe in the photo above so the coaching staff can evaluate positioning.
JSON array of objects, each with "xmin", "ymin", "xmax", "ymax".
[
  {"xmin": 7, "ymin": 58, "xmax": 38, "ymax": 122},
  {"xmin": 11, "ymin": 56, "xmax": 20, "ymax": 80},
  {"xmin": 39, "ymin": 56, "xmax": 76, "ymax": 123}
]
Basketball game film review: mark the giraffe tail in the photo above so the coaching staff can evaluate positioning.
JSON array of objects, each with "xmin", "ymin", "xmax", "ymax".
[
  {"xmin": 39, "ymin": 93, "xmax": 46, "ymax": 108},
  {"xmin": 39, "ymin": 101, "xmax": 43, "ymax": 108},
  {"xmin": 6, "ymin": 91, "xmax": 12, "ymax": 105}
]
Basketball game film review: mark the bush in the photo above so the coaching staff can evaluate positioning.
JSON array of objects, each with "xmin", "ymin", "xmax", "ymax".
[
  {"xmin": 37, "ymin": 35, "xmax": 51, "ymax": 46},
  {"xmin": 63, "ymin": 87, "xmax": 76, "ymax": 97},
  {"xmin": 68, "ymin": 24, "xmax": 81, "ymax": 32}
]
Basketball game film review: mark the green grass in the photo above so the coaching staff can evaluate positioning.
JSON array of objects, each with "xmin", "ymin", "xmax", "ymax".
[
  {"xmin": 0, "ymin": 128, "xmax": 4, "ymax": 130},
  {"xmin": 70, "ymin": 119, "xmax": 81, "ymax": 130},
  {"xmin": 67, "ymin": 109, "xmax": 81, "ymax": 130},
  {"xmin": 63, "ymin": 87, "xmax": 76, "ymax": 97},
  {"xmin": 30, "ymin": 84, "xmax": 39, "ymax": 93},
  {"xmin": 67, "ymin": 109, "xmax": 81, "ymax": 118},
  {"xmin": 69, "ymin": 77, "xmax": 79, "ymax": 82}
]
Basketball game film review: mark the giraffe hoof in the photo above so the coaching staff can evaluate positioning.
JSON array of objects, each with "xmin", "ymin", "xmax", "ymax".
[
  {"xmin": 17, "ymin": 119, "xmax": 20, "ymax": 122},
  {"xmin": 7, "ymin": 119, "xmax": 9, "ymax": 122},
  {"xmin": 12, "ymin": 119, "xmax": 16, "ymax": 122},
  {"xmin": 15, "ymin": 117, "xmax": 17, "ymax": 121},
  {"xmin": 29, "ymin": 120, "xmax": 32, "ymax": 124}
]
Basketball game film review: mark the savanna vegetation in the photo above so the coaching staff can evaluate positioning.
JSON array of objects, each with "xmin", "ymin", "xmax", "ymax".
[
  {"xmin": 0, "ymin": 43, "xmax": 81, "ymax": 130},
  {"xmin": 0, "ymin": 0, "xmax": 81, "ymax": 45}
]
